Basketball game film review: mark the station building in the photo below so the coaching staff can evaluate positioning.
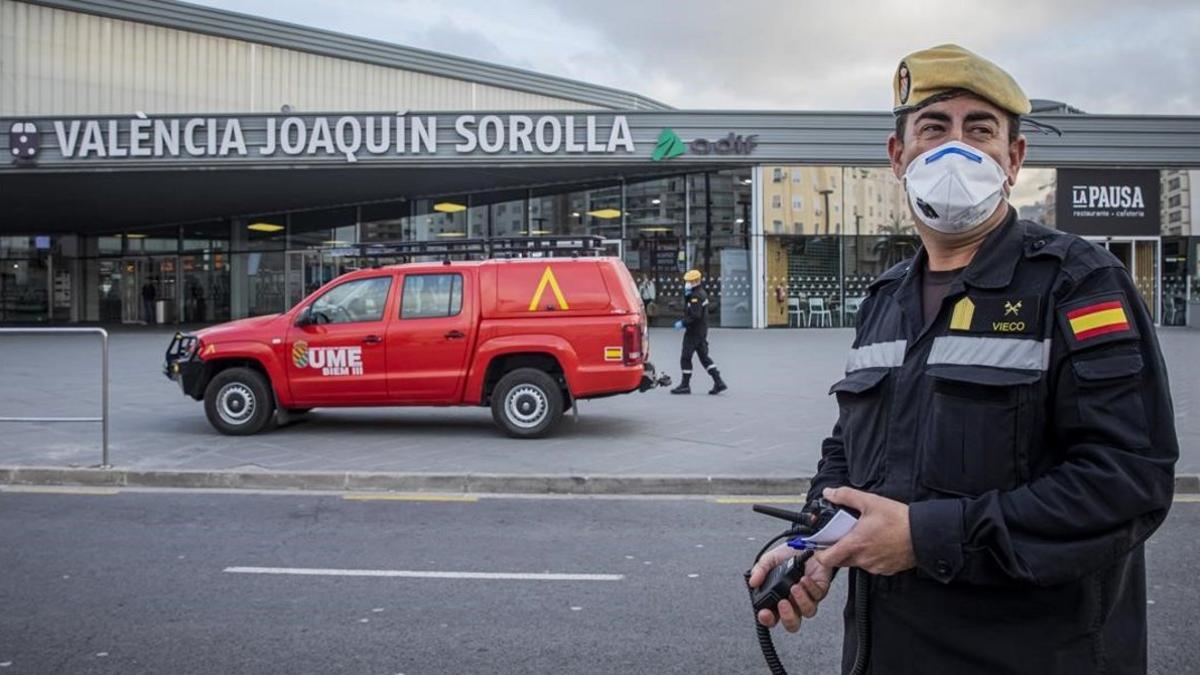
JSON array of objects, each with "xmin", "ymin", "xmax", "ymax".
[{"xmin": 3, "ymin": 0, "xmax": 1200, "ymax": 329}]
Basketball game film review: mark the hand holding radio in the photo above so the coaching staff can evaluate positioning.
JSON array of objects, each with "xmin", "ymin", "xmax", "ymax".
[{"xmin": 748, "ymin": 548, "xmax": 833, "ymax": 632}]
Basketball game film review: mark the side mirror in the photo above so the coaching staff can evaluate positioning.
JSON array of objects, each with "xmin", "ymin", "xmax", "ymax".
[{"xmin": 295, "ymin": 305, "xmax": 313, "ymax": 327}]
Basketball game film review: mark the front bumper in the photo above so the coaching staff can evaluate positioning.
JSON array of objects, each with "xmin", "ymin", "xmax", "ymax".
[
  {"xmin": 639, "ymin": 361, "xmax": 672, "ymax": 392},
  {"xmin": 163, "ymin": 333, "xmax": 207, "ymax": 399}
]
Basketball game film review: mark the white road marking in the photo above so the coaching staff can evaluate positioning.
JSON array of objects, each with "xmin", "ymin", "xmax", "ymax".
[
  {"xmin": 223, "ymin": 566, "xmax": 623, "ymax": 582},
  {"xmin": 1, "ymin": 486, "xmax": 118, "ymax": 495}
]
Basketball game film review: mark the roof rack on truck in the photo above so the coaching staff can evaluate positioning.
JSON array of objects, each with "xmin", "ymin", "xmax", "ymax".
[{"xmin": 347, "ymin": 235, "xmax": 607, "ymax": 262}]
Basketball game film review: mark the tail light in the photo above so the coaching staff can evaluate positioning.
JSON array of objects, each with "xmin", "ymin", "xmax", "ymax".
[{"xmin": 622, "ymin": 323, "xmax": 643, "ymax": 366}]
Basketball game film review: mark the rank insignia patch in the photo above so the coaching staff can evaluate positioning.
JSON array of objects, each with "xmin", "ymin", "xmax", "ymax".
[
  {"xmin": 948, "ymin": 295, "xmax": 1040, "ymax": 335},
  {"xmin": 1057, "ymin": 292, "xmax": 1139, "ymax": 351}
]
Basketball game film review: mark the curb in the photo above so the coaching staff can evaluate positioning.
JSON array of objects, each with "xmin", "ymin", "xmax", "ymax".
[
  {"xmin": 0, "ymin": 466, "xmax": 811, "ymax": 496},
  {"xmin": 1, "ymin": 466, "xmax": 1197, "ymax": 496}
]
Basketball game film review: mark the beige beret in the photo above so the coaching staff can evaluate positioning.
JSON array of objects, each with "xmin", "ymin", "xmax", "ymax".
[{"xmin": 893, "ymin": 43, "xmax": 1031, "ymax": 116}]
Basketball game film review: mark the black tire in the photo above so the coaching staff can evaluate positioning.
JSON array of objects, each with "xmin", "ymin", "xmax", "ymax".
[
  {"xmin": 203, "ymin": 367, "xmax": 275, "ymax": 436},
  {"xmin": 491, "ymin": 367, "xmax": 564, "ymax": 439}
]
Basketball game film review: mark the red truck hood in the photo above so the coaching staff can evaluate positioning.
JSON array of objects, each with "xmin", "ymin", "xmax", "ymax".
[{"xmin": 194, "ymin": 314, "xmax": 284, "ymax": 341}]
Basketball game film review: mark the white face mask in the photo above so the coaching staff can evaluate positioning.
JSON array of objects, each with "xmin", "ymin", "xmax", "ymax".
[
  {"xmin": 684, "ymin": 281, "xmax": 696, "ymax": 291},
  {"xmin": 904, "ymin": 140, "xmax": 1008, "ymax": 234}
]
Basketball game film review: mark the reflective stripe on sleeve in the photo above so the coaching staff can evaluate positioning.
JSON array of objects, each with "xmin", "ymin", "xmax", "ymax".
[{"xmin": 845, "ymin": 340, "xmax": 907, "ymax": 372}]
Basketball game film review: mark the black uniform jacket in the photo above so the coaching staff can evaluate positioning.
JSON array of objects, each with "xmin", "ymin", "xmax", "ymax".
[
  {"xmin": 810, "ymin": 210, "xmax": 1178, "ymax": 675},
  {"xmin": 682, "ymin": 286, "xmax": 709, "ymax": 337}
]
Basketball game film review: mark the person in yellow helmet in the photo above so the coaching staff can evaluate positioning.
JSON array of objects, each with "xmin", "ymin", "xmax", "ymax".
[{"xmin": 670, "ymin": 269, "xmax": 727, "ymax": 395}]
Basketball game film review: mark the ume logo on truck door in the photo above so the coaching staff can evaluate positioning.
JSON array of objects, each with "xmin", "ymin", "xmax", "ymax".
[
  {"xmin": 292, "ymin": 340, "xmax": 364, "ymax": 376},
  {"xmin": 528, "ymin": 266, "xmax": 570, "ymax": 311}
]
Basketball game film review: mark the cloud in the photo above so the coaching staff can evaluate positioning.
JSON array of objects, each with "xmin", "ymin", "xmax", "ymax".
[
  {"xmin": 189, "ymin": 0, "xmax": 1200, "ymax": 113},
  {"xmin": 548, "ymin": 0, "xmax": 1200, "ymax": 113}
]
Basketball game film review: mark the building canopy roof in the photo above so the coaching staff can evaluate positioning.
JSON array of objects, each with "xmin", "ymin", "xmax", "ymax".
[{"xmin": 24, "ymin": 0, "xmax": 673, "ymax": 111}]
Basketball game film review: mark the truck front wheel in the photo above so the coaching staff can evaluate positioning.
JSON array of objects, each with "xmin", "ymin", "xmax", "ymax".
[
  {"xmin": 203, "ymin": 367, "xmax": 276, "ymax": 436},
  {"xmin": 491, "ymin": 368, "xmax": 564, "ymax": 439}
]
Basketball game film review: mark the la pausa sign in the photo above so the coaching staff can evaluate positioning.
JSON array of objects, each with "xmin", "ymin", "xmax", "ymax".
[
  {"xmin": 47, "ymin": 114, "xmax": 636, "ymax": 162},
  {"xmin": 1071, "ymin": 184, "xmax": 1147, "ymax": 213}
]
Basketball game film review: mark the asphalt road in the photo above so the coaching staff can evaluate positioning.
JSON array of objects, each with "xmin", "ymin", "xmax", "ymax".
[{"xmin": 0, "ymin": 489, "xmax": 1197, "ymax": 674}]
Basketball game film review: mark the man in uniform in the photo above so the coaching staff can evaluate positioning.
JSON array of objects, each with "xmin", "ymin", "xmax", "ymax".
[
  {"xmin": 749, "ymin": 44, "xmax": 1177, "ymax": 674},
  {"xmin": 670, "ymin": 269, "xmax": 727, "ymax": 395}
]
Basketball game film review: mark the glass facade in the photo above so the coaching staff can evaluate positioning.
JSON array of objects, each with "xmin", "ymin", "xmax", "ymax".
[
  {"xmin": 762, "ymin": 166, "xmax": 920, "ymax": 328},
  {"xmin": 761, "ymin": 165, "xmax": 1196, "ymax": 328},
  {"xmin": 0, "ymin": 236, "xmax": 54, "ymax": 323},
  {"xmin": 2, "ymin": 167, "xmax": 1196, "ymax": 329},
  {"xmin": 621, "ymin": 172, "xmax": 753, "ymax": 326}
]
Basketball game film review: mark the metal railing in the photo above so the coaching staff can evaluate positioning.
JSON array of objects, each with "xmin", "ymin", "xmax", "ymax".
[{"xmin": 0, "ymin": 327, "xmax": 110, "ymax": 468}]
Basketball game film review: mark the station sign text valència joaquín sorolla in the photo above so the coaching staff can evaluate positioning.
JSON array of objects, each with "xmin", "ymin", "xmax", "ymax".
[{"xmin": 7, "ymin": 113, "xmax": 760, "ymax": 166}]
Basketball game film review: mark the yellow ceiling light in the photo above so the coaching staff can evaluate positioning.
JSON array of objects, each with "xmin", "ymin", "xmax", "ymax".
[
  {"xmin": 529, "ymin": 229, "xmax": 552, "ymax": 235},
  {"xmin": 586, "ymin": 208, "xmax": 622, "ymax": 219},
  {"xmin": 321, "ymin": 240, "xmax": 351, "ymax": 247},
  {"xmin": 435, "ymin": 231, "xmax": 467, "ymax": 238},
  {"xmin": 433, "ymin": 202, "xmax": 467, "ymax": 213},
  {"xmin": 248, "ymin": 222, "xmax": 284, "ymax": 232},
  {"xmin": 639, "ymin": 227, "xmax": 673, "ymax": 233},
  {"xmin": 125, "ymin": 233, "xmax": 147, "ymax": 239}
]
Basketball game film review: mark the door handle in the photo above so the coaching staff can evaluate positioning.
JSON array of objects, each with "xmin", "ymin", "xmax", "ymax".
[
  {"xmin": 444, "ymin": 330, "xmax": 465, "ymax": 339},
  {"xmin": 362, "ymin": 334, "xmax": 383, "ymax": 345}
]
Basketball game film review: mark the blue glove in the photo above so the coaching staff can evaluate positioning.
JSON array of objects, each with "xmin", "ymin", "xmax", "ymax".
[{"xmin": 673, "ymin": 320, "xmax": 684, "ymax": 331}]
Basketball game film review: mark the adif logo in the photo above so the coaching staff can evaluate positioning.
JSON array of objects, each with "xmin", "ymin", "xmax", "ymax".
[
  {"xmin": 9, "ymin": 122, "xmax": 39, "ymax": 160},
  {"xmin": 652, "ymin": 128, "xmax": 687, "ymax": 161},
  {"xmin": 651, "ymin": 127, "xmax": 759, "ymax": 161},
  {"xmin": 1071, "ymin": 185, "xmax": 1145, "ymax": 209},
  {"xmin": 292, "ymin": 340, "xmax": 363, "ymax": 376}
]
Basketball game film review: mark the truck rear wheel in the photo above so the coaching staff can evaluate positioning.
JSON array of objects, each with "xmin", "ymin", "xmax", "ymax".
[
  {"xmin": 491, "ymin": 368, "xmax": 563, "ymax": 439},
  {"xmin": 203, "ymin": 367, "xmax": 275, "ymax": 436}
]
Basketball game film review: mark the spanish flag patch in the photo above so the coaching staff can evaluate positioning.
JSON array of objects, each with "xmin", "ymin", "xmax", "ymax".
[{"xmin": 1057, "ymin": 292, "xmax": 1138, "ymax": 351}]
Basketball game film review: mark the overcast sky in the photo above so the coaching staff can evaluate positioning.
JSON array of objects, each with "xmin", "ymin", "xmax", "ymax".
[{"xmin": 191, "ymin": 0, "xmax": 1199, "ymax": 115}]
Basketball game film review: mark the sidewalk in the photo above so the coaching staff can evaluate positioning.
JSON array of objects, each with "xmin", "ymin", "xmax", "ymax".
[{"xmin": 1, "ymin": 326, "xmax": 1197, "ymax": 492}]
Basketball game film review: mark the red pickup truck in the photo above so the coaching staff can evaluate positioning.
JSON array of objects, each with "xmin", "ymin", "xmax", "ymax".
[{"xmin": 164, "ymin": 256, "xmax": 667, "ymax": 438}]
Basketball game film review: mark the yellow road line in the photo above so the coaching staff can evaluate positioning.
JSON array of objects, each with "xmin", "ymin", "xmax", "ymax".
[
  {"xmin": 1, "ymin": 486, "xmax": 119, "ymax": 495},
  {"xmin": 712, "ymin": 497, "xmax": 805, "ymax": 504},
  {"xmin": 343, "ymin": 493, "xmax": 478, "ymax": 502},
  {"xmin": 719, "ymin": 495, "xmax": 1200, "ymax": 504}
]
